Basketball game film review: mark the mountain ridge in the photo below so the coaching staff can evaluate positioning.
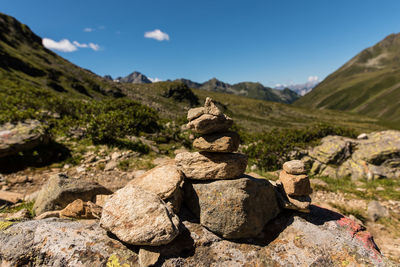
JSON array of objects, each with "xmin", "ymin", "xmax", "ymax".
[{"xmin": 295, "ymin": 33, "xmax": 400, "ymax": 126}]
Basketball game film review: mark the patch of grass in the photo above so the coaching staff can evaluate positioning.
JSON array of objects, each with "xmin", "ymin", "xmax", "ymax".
[
  {"xmin": 0, "ymin": 201, "xmax": 35, "ymax": 218},
  {"xmin": 0, "ymin": 221, "xmax": 15, "ymax": 231},
  {"xmin": 313, "ymin": 176, "xmax": 400, "ymax": 201},
  {"xmin": 118, "ymin": 160, "xmax": 130, "ymax": 171}
]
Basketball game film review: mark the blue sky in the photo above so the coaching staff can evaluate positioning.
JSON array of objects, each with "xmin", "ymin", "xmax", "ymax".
[{"xmin": 2, "ymin": 0, "xmax": 400, "ymax": 86}]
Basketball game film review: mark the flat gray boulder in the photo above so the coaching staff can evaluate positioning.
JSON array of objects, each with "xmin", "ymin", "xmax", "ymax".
[
  {"xmin": 184, "ymin": 175, "xmax": 280, "ymax": 239},
  {"xmin": 0, "ymin": 218, "xmax": 137, "ymax": 266},
  {"xmin": 100, "ymin": 186, "xmax": 180, "ymax": 246},
  {"xmin": 0, "ymin": 120, "xmax": 50, "ymax": 158},
  {"xmin": 175, "ymin": 151, "xmax": 247, "ymax": 180},
  {"xmin": 33, "ymin": 173, "xmax": 112, "ymax": 215}
]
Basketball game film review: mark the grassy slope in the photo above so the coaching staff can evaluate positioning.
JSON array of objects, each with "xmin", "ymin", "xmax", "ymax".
[{"xmin": 295, "ymin": 33, "xmax": 400, "ymax": 127}]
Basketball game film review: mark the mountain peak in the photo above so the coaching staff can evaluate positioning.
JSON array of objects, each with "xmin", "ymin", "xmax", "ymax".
[{"xmin": 118, "ymin": 71, "xmax": 152, "ymax": 84}]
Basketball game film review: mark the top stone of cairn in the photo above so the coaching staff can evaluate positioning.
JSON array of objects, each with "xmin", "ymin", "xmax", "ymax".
[
  {"xmin": 283, "ymin": 160, "xmax": 306, "ymax": 175},
  {"xmin": 187, "ymin": 97, "xmax": 233, "ymax": 134}
]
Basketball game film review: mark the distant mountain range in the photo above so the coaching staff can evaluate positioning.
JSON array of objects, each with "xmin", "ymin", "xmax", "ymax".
[
  {"xmin": 274, "ymin": 79, "xmax": 320, "ymax": 96},
  {"xmin": 295, "ymin": 33, "xmax": 400, "ymax": 125},
  {"xmin": 107, "ymin": 73, "xmax": 301, "ymax": 104},
  {"xmin": 105, "ymin": 72, "xmax": 152, "ymax": 84},
  {"xmin": 178, "ymin": 78, "xmax": 300, "ymax": 104}
]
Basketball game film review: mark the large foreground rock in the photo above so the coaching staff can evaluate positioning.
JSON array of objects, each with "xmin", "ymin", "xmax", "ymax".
[
  {"xmin": 128, "ymin": 164, "xmax": 184, "ymax": 212},
  {"xmin": 33, "ymin": 173, "xmax": 112, "ymax": 215},
  {"xmin": 306, "ymin": 130, "xmax": 400, "ymax": 179},
  {"xmin": 175, "ymin": 151, "xmax": 247, "ymax": 180},
  {"xmin": 184, "ymin": 176, "xmax": 280, "ymax": 239},
  {"xmin": 0, "ymin": 207, "xmax": 391, "ymax": 266},
  {"xmin": 0, "ymin": 120, "xmax": 50, "ymax": 158},
  {"xmin": 100, "ymin": 186, "xmax": 180, "ymax": 246}
]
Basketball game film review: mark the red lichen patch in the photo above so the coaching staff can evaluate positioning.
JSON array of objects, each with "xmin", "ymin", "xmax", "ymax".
[{"xmin": 337, "ymin": 216, "xmax": 382, "ymax": 262}]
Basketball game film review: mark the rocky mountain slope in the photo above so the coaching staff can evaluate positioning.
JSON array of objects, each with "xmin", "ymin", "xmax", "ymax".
[
  {"xmin": 115, "ymin": 71, "xmax": 152, "ymax": 84},
  {"xmin": 295, "ymin": 33, "xmax": 400, "ymax": 126}
]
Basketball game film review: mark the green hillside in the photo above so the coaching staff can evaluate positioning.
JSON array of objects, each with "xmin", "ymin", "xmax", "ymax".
[{"xmin": 295, "ymin": 33, "xmax": 400, "ymax": 127}]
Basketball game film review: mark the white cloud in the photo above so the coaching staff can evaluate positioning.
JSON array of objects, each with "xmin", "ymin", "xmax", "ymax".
[
  {"xmin": 144, "ymin": 29, "xmax": 170, "ymax": 41},
  {"xmin": 148, "ymin": 77, "xmax": 162, "ymax": 83},
  {"xmin": 88, "ymin": 43, "xmax": 100, "ymax": 51},
  {"xmin": 73, "ymin": 41, "xmax": 88, "ymax": 48},
  {"xmin": 43, "ymin": 38, "xmax": 100, "ymax": 52},
  {"xmin": 43, "ymin": 38, "xmax": 77, "ymax": 52},
  {"xmin": 84, "ymin": 27, "xmax": 94, "ymax": 32}
]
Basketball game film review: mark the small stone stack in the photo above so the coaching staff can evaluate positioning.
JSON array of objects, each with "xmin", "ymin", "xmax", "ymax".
[
  {"xmin": 176, "ymin": 97, "xmax": 247, "ymax": 180},
  {"xmin": 176, "ymin": 98, "xmax": 280, "ymax": 239},
  {"xmin": 277, "ymin": 160, "xmax": 312, "ymax": 212}
]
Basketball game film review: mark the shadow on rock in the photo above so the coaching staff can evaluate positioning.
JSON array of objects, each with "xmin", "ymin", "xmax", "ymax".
[
  {"xmin": 299, "ymin": 204, "xmax": 344, "ymax": 225},
  {"xmin": 0, "ymin": 141, "xmax": 71, "ymax": 173}
]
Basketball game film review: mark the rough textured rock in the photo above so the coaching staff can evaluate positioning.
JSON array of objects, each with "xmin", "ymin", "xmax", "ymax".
[
  {"xmin": 0, "ymin": 190, "xmax": 23, "ymax": 204},
  {"xmin": 306, "ymin": 130, "xmax": 400, "ymax": 179},
  {"xmin": 283, "ymin": 160, "xmax": 306, "ymax": 174},
  {"xmin": 34, "ymin": 210, "xmax": 60, "ymax": 220},
  {"xmin": 187, "ymin": 107, "xmax": 205, "ymax": 121},
  {"xmin": 0, "ymin": 120, "xmax": 50, "ymax": 158},
  {"xmin": 95, "ymin": 194, "xmax": 111, "ymax": 207},
  {"xmin": 59, "ymin": 199, "xmax": 102, "ymax": 219},
  {"xmin": 309, "ymin": 135, "xmax": 355, "ymax": 165},
  {"xmin": 184, "ymin": 176, "xmax": 280, "ymax": 239},
  {"xmin": 175, "ymin": 151, "xmax": 247, "ymax": 180},
  {"xmin": 0, "ymin": 218, "xmax": 138, "ymax": 266},
  {"xmin": 33, "ymin": 173, "xmax": 112, "ymax": 215},
  {"xmin": 187, "ymin": 114, "xmax": 233, "ymax": 134},
  {"xmin": 139, "ymin": 247, "xmax": 160, "ymax": 267},
  {"xmin": 193, "ymin": 131, "xmax": 240, "ymax": 152},
  {"xmin": 367, "ymin": 200, "xmax": 389, "ymax": 222},
  {"xmin": 100, "ymin": 186, "xmax": 180, "ymax": 246},
  {"xmin": 0, "ymin": 208, "xmax": 390, "ymax": 266},
  {"xmin": 129, "ymin": 164, "xmax": 184, "ymax": 200},
  {"xmin": 204, "ymin": 97, "xmax": 223, "ymax": 116},
  {"xmin": 128, "ymin": 164, "xmax": 184, "ymax": 213},
  {"xmin": 273, "ymin": 181, "xmax": 311, "ymax": 212},
  {"xmin": 160, "ymin": 206, "xmax": 389, "ymax": 267},
  {"xmin": 279, "ymin": 170, "xmax": 312, "ymax": 196}
]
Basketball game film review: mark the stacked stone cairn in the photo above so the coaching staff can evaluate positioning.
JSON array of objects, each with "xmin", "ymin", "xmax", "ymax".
[
  {"xmin": 98, "ymin": 97, "xmax": 313, "ymax": 266},
  {"xmin": 175, "ymin": 97, "xmax": 280, "ymax": 239},
  {"xmin": 276, "ymin": 160, "xmax": 313, "ymax": 212}
]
